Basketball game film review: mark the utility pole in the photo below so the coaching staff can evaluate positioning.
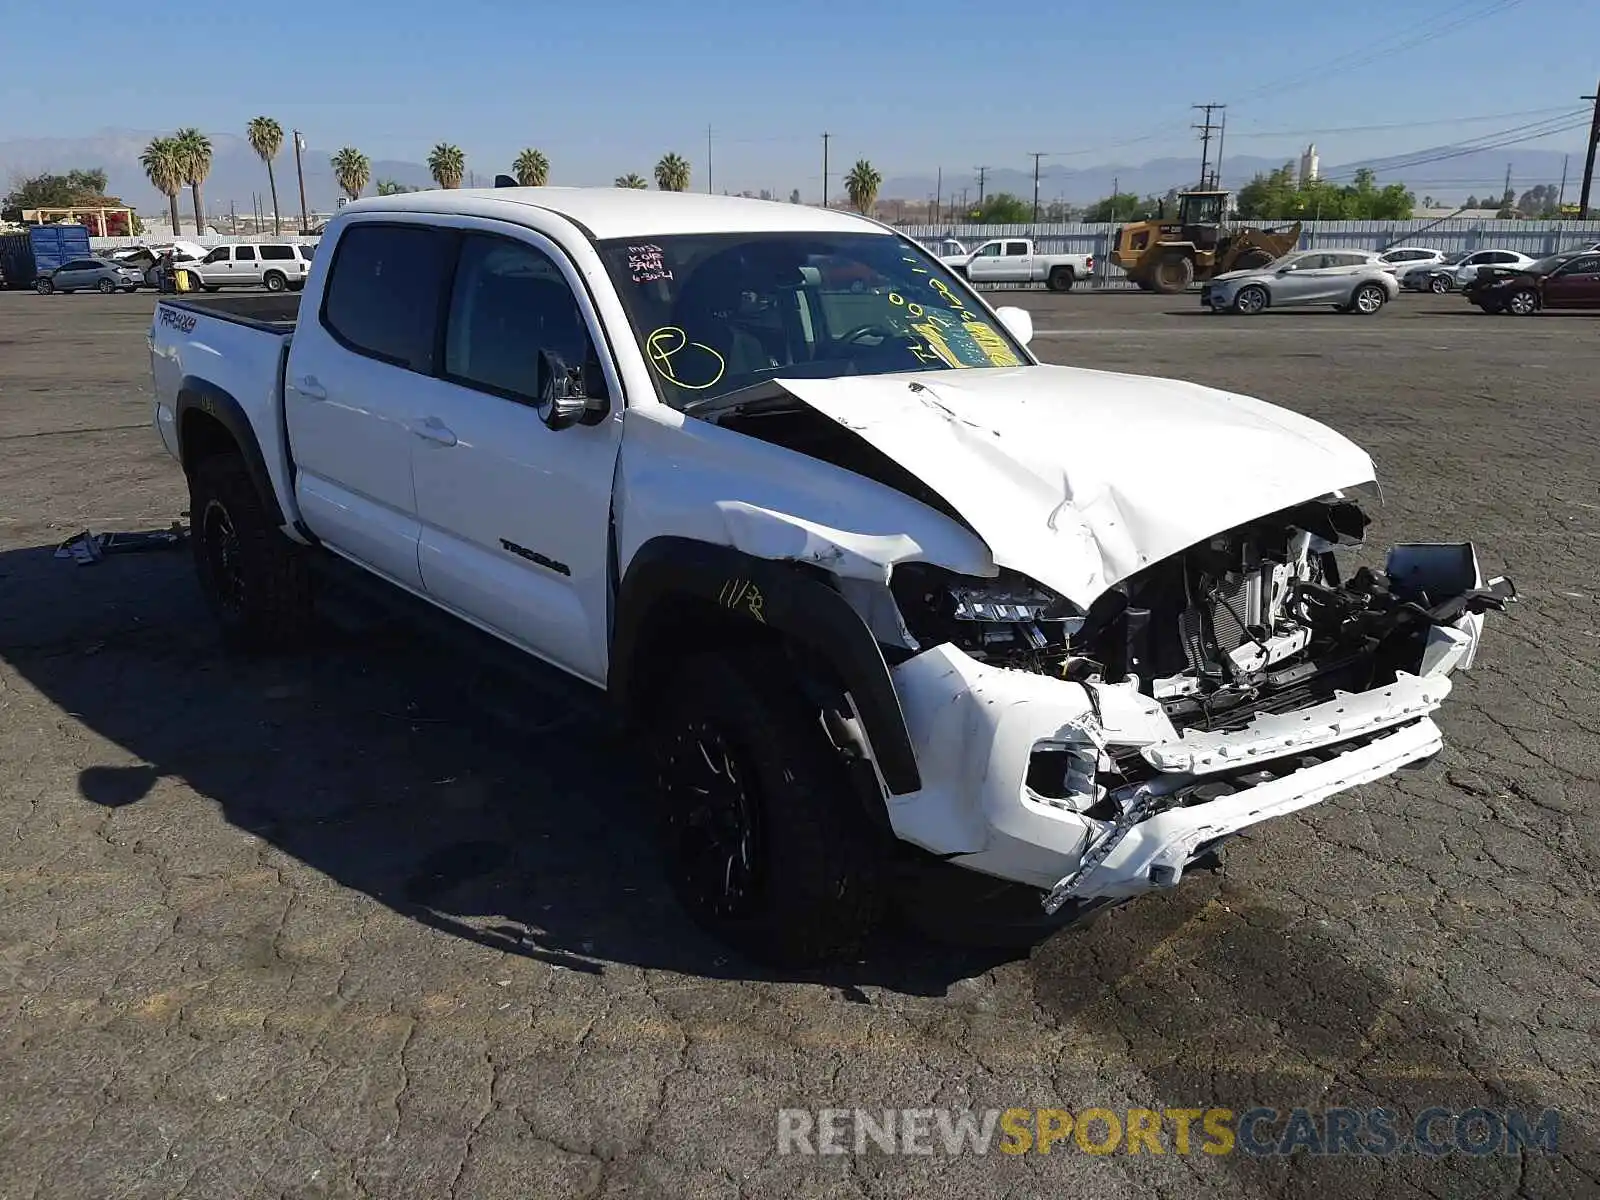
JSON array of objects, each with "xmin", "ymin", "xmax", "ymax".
[
  {"xmin": 1029, "ymin": 153, "xmax": 1045, "ymax": 223},
  {"xmin": 1580, "ymin": 79, "xmax": 1600, "ymax": 219},
  {"xmin": 292, "ymin": 130, "xmax": 309, "ymax": 233},
  {"xmin": 821, "ymin": 132, "xmax": 830, "ymax": 208},
  {"xmin": 1214, "ymin": 109, "xmax": 1228, "ymax": 190},
  {"xmin": 1112, "ymin": 175, "xmax": 1119, "ymax": 221},
  {"xmin": 1503, "ymin": 161, "xmax": 1513, "ymax": 206},
  {"xmin": 1558, "ymin": 154, "xmax": 1569, "ymax": 209},
  {"xmin": 974, "ymin": 165, "xmax": 988, "ymax": 206},
  {"xmin": 1192, "ymin": 103, "xmax": 1225, "ymax": 189},
  {"xmin": 707, "ymin": 125, "xmax": 713, "ymax": 194},
  {"xmin": 935, "ymin": 166, "xmax": 942, "ymax": 224}
]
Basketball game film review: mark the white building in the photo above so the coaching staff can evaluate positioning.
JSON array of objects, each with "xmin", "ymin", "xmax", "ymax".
[{"xmin": 1299, "ymin": 144, "xmax": 1320, "ymax": 186}]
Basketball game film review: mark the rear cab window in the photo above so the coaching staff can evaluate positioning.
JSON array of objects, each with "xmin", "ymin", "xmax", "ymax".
[{"xmin": 319, "ymin": 222, "xmax": 455, "ymax": 372}]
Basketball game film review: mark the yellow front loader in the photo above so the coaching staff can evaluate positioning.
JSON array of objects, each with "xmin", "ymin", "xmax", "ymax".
[{"xmin": 1109, "ymin": 190, "xmax": 1302, "ymax": 294}]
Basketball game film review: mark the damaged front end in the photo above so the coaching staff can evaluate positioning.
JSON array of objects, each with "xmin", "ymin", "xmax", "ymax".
[{"xmin": 877, "ymin": 493, "xmax": 1515, "ymax": 913}]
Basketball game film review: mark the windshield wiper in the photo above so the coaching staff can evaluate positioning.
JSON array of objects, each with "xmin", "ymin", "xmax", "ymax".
[{"xmin": 681, "ymin": 379, "xmax": 802, "ymax": 420}]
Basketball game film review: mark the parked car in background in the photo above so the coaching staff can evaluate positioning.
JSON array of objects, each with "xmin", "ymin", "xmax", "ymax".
[
  {"xmin": 1452, "ymin": 249, "xmax": 1535, "ymax": 290},
  {"xmin": 923, "ymin": 237, "xmax": 969, "ymax": 266},
  {"xmin": 1376, "ymin": 246, "xmax": 1444, "ymax": 278},
  {"xmin": 1201, "ymin": 249, "xmax": 1399, "ymax": 314},
  {"xmin": 949, "ymin": 238, "xmax": 1094, "ymax": 291},
  {"xmin": 34, "ymin": 255, "xmax": 145, "ymax": 294},
  {"xmin": 181, "ymin": 242, "xmax": 316, "ymax": 292},
  {"xmin": 1467, "ymin": 251, "xmax": 1600, "ymax": 314}
]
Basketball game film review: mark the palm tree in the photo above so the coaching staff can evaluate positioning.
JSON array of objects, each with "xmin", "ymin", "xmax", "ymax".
[
  {"xmin": 512, "ymin": 148, "xmax": 550, "ymax": 187},
  {"xmin": 844, "ymin": 159, "xmax": 882, "ymax": 215},
  {"xmin": 428, "ymin": 143, "xmax": 466, "ymax": 189},
  {"xmin": 172, "ymin": 128, "xmax": 212, "ymax": 234},
  {"xmin": 654, "ymin": 152, "xmax": 691, "ymax": 192},
  {"xmin": 614, "ymin": 173, "xmax": 648, "ymax": 189},
  {"xmin": 331, "ymin": 148, "xmax": 371, "ymax": 201},
  {"xmin": 245, "ymin": 117, "xmax": 284, "ymax": 234},
  {"xmin": 140, "ymin": 137, "xmax": 184, "ymax": 236}
]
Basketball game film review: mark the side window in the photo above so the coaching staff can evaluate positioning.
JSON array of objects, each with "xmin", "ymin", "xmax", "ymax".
[
  {"xmin": 259, "ymin": 245, "xmax": 293, "ymax": 261},
  {"xmin": 1004, "ymin": 242, "xmax": 1029, "ymax": 257},
  {"xmin": 1292, "ymin": 255, "xmax": 1326, "ymax": 271},
  {"xmin": 1559, "ymin": 256, "xmax": 1600, "ymax": 275},
  {"xmin": 62, "ymin": 260, "xmax": 94, "ymax": 271},
  {"xmin": 203, "ymin": 247, "xmax": 230, "ymax": 263},
  {"xmin": 975, "ymin": 242, "xmax": 1001, "ymax": 257},
  {"xmin": 235, "ymin": 246, "xmax": 257, "ymax": 261},
  {"xmin": 1491, "ymin": 252, "xmax": 1518, "ymax": 264},
  {"xmin": 443, "ymin": 234, "xmax": 589, "ymax": 403},
  {"xmin": 321, "ymin": 223, "xmax": 454, "ymax": 372}
]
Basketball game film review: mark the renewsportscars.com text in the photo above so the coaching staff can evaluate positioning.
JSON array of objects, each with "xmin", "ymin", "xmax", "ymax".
[{"xmin": 776, "ymin": 1106, "xmax": 1561, "ymax": 1157}]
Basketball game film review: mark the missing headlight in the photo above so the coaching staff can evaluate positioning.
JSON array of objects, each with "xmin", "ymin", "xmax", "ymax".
[{"xmin": 890, "ymin": 564, "xmax": 1085, "ymax": 672}]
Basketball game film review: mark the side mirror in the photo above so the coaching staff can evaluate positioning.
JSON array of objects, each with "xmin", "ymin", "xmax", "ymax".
[
  {"xmin": 537, "ymin": 349, "xmax": 609, "ymax": 430},
  {"xmin": 994, "ymin": 305, "xmax": 1034, "ymax": 347}
]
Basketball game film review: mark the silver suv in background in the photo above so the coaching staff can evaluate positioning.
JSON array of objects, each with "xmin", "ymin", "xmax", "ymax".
[
  {"xmin": 182, "ymin": 242, "xmax": 317, "ymax": 292},
  {"xmin": 1201, "ymin": 249, "xmax": 1400, "ymax": 315}
]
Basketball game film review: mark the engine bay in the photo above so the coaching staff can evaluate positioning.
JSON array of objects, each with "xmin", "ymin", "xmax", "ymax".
[{"xmin": 889, "ymin": 496, "xmax": 1514, "ymax": 734}]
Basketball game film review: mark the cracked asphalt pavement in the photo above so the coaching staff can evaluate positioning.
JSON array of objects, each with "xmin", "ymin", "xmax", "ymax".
[{"xmin": 0, "ymin": 289, "xmax": 1596, "ymax": 1199}]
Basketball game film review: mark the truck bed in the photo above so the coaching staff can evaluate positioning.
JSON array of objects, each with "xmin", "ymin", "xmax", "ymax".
[{"xmin": 164, "ymin": 292, "xmax": 300, "ymax": 331}]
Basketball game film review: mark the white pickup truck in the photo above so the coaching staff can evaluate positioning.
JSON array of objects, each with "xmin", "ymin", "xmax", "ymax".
[
  {"xmin": 948, "ymin": 237, "xmax": 1095, "ymax": 291},
  {"xmin": 148, "ymin": 188, "xmax": 1514, "ymax": 965}
]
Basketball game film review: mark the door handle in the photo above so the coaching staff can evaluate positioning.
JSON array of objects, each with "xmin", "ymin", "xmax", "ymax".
[
  {"xmin": 409, "ymin": 417, "xmax": 458, "ymax": 447},
  {"xmin": 295, "ymin": 375, "xmax": 327, "ymax": 401}
]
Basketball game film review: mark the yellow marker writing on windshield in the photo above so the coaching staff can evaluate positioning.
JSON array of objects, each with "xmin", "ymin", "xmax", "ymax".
[
  {"xmin": 963, "ymin": 320, "xmax": 1022, "ymax": 367},
  {"xmin": 646, "ymin": 326, "xmax": 726, "ymax": 390}
]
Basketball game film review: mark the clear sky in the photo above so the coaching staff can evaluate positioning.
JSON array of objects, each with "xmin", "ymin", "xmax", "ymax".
[{"xmin": 2, "ymin": 0, "xmax": 1594, "ymax": 194}]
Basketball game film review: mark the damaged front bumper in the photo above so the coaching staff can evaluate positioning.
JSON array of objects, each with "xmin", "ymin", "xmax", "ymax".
[{"xmin": 882, "ymin": 546, "xmax": 1514, "ymax": 914}]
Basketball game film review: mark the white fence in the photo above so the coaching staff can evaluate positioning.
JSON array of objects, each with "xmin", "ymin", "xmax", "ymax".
[
  {"xmin": 90, "ymin": 233, "xmax": 321, "ymax": 251},
  {"xmin": 900, "ymin": 218, "xmax": 1600, "ymax": 288}
]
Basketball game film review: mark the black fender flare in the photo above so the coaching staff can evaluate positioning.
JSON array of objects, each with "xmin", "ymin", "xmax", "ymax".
[
  {"xmin": 610, "ymin": 537, "xmax": 921, "ymax": 796},
  {"xmin": 174, "ymin": 376, "xmax": 284, "ymax": 526}
]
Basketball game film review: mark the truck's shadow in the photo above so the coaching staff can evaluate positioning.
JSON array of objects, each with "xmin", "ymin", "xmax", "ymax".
[
  {"xmin": 4, "ymin": 541, "xmax": 1593, "ymax": 1192},
  {"xmin": 0, "ymin": 542, "xmax": 1018, "ymax": 995}
]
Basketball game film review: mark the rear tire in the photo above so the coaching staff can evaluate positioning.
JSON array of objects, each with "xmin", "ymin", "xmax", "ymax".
[
  {"xmin": 1429, "ymin": 275, "xmax": 1452, "ymax": 294},
  {"xmin": 96, "ymin": 278, "xmax": 115, "ymax": 294},
  {"xmin": 1351, "ymin": 283, "xmax": 1387, "ymax": 314},
  {"xmin": 263, "ymin": 271, "xmax": 287, "ymax": 293},
  {"xmin": 1045, "ymin": 267, "xmax": 1075, "ymax": 292},
  {"xmin": 188, "ymin": 453, "xmax": 313, "ymax": 652},
  {"xmin": 642, "ymin": 650, "xmax": 885, "ymax": 966},
  {"xmin": 1152, "ymin": 254, "xmax": 1195, "ymax": 294},
  {"xmin": 34, "ymin": 278, "xmax": 53, "ymax": 295}
]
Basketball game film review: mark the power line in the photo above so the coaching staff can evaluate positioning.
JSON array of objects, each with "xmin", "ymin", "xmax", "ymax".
[
  {"xmin": 1222, "ymin": 105, "xmax": 1581, "ymax": 140},
  {"xmin": 1318, "ymin": 111, "xmax": 1589, "ymax": 180}
]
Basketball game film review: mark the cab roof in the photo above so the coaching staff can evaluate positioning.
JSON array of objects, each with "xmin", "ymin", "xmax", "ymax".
[{"xmin": 338, "ymin": 186, "xmax": 888, "ymax": 241}]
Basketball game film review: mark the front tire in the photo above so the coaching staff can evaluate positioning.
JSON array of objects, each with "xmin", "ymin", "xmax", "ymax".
[
  {"xmin": 1046, "ymin": 267, "xmax": 1075, "ymax": 292},
  {"xmin": 34, "ymin": 277, "xmax": 53, "ymax": 295},
  {"xmin": 1233, "ymin": 284, "xmax": 1268, "ymax": 314},
  {"xmin": 1429, "ymin": 275, "xmax": 1452, "ymax": 294},
  {"xmin": 644, "ymin": 651, "xmax": 884, "ymax": 966},
  {"xmin": 188, "ymin": 453, "xmax": 313, "ymax": 651},
  {"xmin": 1506, "ymin": 288, "xmax": 1538, "ymax": 315}
]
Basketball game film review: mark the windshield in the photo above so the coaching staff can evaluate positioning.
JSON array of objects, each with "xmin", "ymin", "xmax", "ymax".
[{"xmin": 597, "ymin": 231, "xmax": 1029, "ymax": 410}]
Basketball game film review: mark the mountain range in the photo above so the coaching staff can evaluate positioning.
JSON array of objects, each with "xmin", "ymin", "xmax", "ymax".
[{"xmin": 1, "ymin": 128, "xmax": 1586, "ymax": 217}]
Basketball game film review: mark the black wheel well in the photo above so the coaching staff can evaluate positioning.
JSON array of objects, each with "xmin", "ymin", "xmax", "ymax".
[
  {"xmin": 618, "ymin": 590, "xmax": 852, "ymax": 723},
  {"xmin": 179, "ymin": 408, "xmax": 241, "ymax": 473}
]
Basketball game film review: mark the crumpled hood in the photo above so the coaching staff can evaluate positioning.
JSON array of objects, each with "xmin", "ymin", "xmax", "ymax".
[{"xmin": 774, "ymin": 365, "xmax": 1376, "ymax": 610}]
